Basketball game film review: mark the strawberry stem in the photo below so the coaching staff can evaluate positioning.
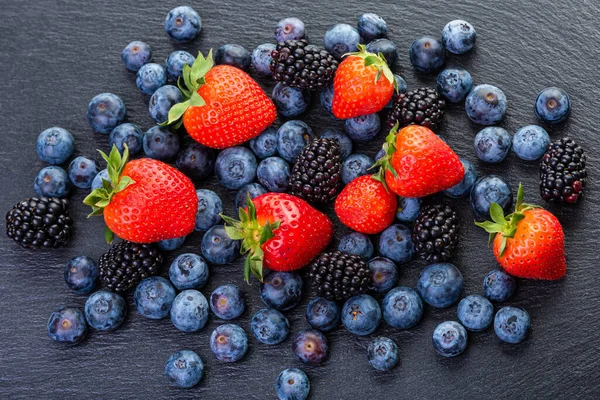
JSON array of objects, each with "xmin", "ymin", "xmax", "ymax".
[
  {"xmin": 344, "ymin": 44, "xmax": 398, "ymax": 91},
  {"xmin": 370, "ymin": 122, "xmax": 399, "ymax": 192}
]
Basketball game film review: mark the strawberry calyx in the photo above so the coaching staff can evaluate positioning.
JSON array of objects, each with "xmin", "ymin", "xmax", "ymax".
[
  {"xmin": 344, "ymin": 44, "xmax": 398, "ymax": 91},
  {"xmin": 370, "ymin": 122, "xmax": 399, "ymax": 191},
  {"xmin": 220, "ymin": 195, "xmax": 281, "ymax": 284}
]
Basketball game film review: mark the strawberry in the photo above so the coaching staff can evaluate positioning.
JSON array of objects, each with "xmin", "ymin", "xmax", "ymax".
[
  {"xmin": 476, "ymin": 184, "xmax": 566, "ymax": 280},
  {"xmin": 332, "ymin": 44, "xmax": 396, "ymax": 119},
  {"xmin": 221, "ymin": 193, "xmax": 333, "ymax": 283},
  {"xmin": 83, "ymin": 145, "xmax": 197, "ymax": 243},
  {"xmin": 161, "ymin": 50, "xmax": 276, "ymax": 149},
  {"xmin": 334, "ymin": 175, "xmax": 397, "ymax": 234}
]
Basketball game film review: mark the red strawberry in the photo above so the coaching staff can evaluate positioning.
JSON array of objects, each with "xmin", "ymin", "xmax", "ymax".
[
  {"xmin": 334, "ymin": 175, "xmax": 397, "ymax": 234},
  {"xmin": 83, "ymin": 145, "xmax": 197, "ymax": 243},
  {"xmin": 222, "ymin": 193, "xmax": 333, "ymax": 283},
  {"xmin": 332, "ymin": 44, "xmax": 396, "ymax": 119},
  {"xmin": 161, "ymin": 50, "xmax": 276, "ymax": 149},
  {"xmin": 476, "ymin": 184, "xmax": 566, "ymax": 280}
]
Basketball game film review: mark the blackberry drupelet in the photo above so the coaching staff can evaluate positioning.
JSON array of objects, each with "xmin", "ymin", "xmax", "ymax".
[
  {"xmin": 540, "ymin": 137, "xmax": 587, "ymax": 204},
  {"xmin": 412, "ymin": 204, "xmax": 459, "ymax": 262},
  {"xmin": 6, "ymin": 197, "xmax": 73, "ymax": 249},
  {"xmin": 308, "ymin": 250, "xmax": 370, "ymax": 301},
  {"xmin": 99, "ymin": 241, "xmax": 164, "ymax": 292},
  {"xmin": 270, "ymin": 39, "xmax": 338, "ymax": 91},
  {"xmin": 387, "ymin": 87, "xmax": 445, "ymax": 131},
  {"xmin": 289, "ymin": 138, "xmax": 342, "ymax": 204}
]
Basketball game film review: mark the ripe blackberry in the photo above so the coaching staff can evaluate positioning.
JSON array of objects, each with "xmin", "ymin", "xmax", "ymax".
[
  {"xmin": 540, "ymin": 137, "xmax": 587, "ymax": 204},
  {"xmin": 412, "ymin": 204, "xmax": 459, "ymax": 262},
  {"xmin": 99, "ymin": 241, "xmax": 164, "ymax": 292},
  {"xmin": 308, "ymin": 250, "xmax": 370, "ymax": 301},
  {"xmin": 387, "ymin": 87, "xmax": 446, "ymax": 131},
  {"xmin": 6, "ymin": 197, "xmax": 73, "ymax": 249},
  {"xmin": 270, "ymin": 39, "xmax": 338, "ymax": 91}
]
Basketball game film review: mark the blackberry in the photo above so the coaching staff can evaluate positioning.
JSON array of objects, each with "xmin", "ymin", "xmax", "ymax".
[
  {"xmin": 270, "ymin": 39, "xmax": 338, "ymax": 91},
  {"xmin": 289, "ymin": 138, "xmax": 342, "ymax": 204},
  {"xmin": 6, "ymin": 197, "xmax": 73, "ymax": 249},
  {"xmin": 308, "ymin": 250, "xmax": 370, "ymax": 301},
  {"xmin": 99, "ymin": 241, "xmax": 164, "ymax": 292},
  {"xmin": 387, "ymin": 87, "xmax": 446, "ymax": 131},
  {"xmin": 540, "ymin": 137, "xmax": 587, "ymax": 204},
  {"xmin": 412, "ymin": 204, "xmax": 459, "ymax": 263}
]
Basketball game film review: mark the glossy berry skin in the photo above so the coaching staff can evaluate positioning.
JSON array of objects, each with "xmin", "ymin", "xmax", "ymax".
[
  {"xmin": 342, "ymin": 294, "xmax": 381, "ymax": 336},
  {"xmin": 194, "ymin": 189, "xmax": 223, "ymax": 232},
  {"xmin": 169, "ymin": 253, "xmax": 209, "ymax": 290},
  {"xmin": 47, "ymin": 307, "xmax": 87, "ymax": 344},
  {"xmin": 210, "ymin": 324, "xmax": 248, "ymax": 362},
  {"xmin": 474, "ymin": 127, "xmax": 512, "ymax": 164},
  {"xmin": 134, "ymin": 277, "xmax": 176, "ymax": 320},
  {"xmin": 210, "ymin": 284, "xmax": 245, "ymax": 320},
  {"xmin": 410, "ymin": 37, "xmax": 445, "ymax": 73},
  {"xmin": 432, "ymin": 321, "xmax": 468, "ymax": 357},
  {"xmin": 68, "ymin": 156, "xmax": 99, "ymax": 189},
  {"xmin": 306, "ymin": 297, "xmax": 341, "ymax": 332},
  {"xmin": 214, "ymin": 146, "xmax": 257, "ymax": 190},
  {"xmin": 251, "ymin": 43, "xmax": 276, "ymax": 76},
  {"xmin": 165, "ymin": 350, "xmax": 203, "ymax": 388},
  {"xmin": 149, "ymin": 85, "xmax": 183, "ymax": 124},
  {"xmin": 201, "ymin": 225, "xmax": 240, "ymax": 265},
  {"xmin": 417, "ymin": 263, "xmax": 463, "ymax": 308},
  {"xmin": 176, "ymin": 142, "xmax": 215, "ymax": 179},
  {"xmin": 378, "ymin": 224, "xmax": 414, "ymax": 264},
  {"xmin": 368, "ymin": 337, "xmax": 398, "ymax": 371},
  {"xmin": 34, "ymin": 166, "xmax": 71, "ymax": 198},
  {"xmin": 274, "ymin": 17, "xmax": 306, "ymax": 42},
  {"xmin": 382, "ymin": 286, "xmax": 423, "ymax": 329},
  {"xmin": 276, "ymin": 120, "xmax": 314, "ymax": 163},
  {"xmin": 457, "ymin": 294, "xmax": 494, "ymax": 332},
  {"xmin": 324, "ymin": 24, "xmax": 360, "ymax": 60},
  {"xmin": 366, "ymin": 39, "xmax": 397, "ymax": 67},
  {"xmin": 465, "ymin": 84, "xmax": 507, "ymax": 125},
  {"xmin": 215, "ymin": 44, "xmax": 251, "ymax": 71},
  {"xmin": 494, "ymin": 306, "xmax": 530, "ymax": 343},
  {"xmin": 260, "ymin": 271, "xmax": 303, "ymax": 311},
  {"xmin": 345, "ymin": 113, "xmax": 381, "ymax": 142},
  {"xmin": 483, "ymin": 269, "xmax": 517, "ymax": 302},
  {"xmin": 320, "ymin": 84, "xmax": 335, "ymax": 117},
  {"xmin": 170, "ymin": 290, "xmax": 209, "ymax": 332},
  {"xmin": 470, "ymin": 175, "xmax": 513, "ymax": 220},
  {"xmin": 292, "ymin": 329, "xmax": 329, "ymax": 364},
  {"xmin": 535, "ymin": 87, "xmax": 570, "ymax": 124},
  {"xmin": 143, "ymin": 126, "xmax": 180, "ymax": 162},
  {"xmin": 251, "ymin": 308, "xmax": 290, "ymax": 345},
  {"xmin": 91, "ymin": 169, "xmax": 110, "ymax": 191},
  {"xmin": 341, "ymin": 154, "xmax": 374, "ymax": 185},
  {"xmin": 36, "ymin": 127, "xmax": 74, "ymax": 165},
  {"xmin": 442, "ymin": 20, "xmax": 477, "ymax": 54},
  {"xmin": 257, "ymin": 157, "xmax": 290, "ymax": 192},
  {"xmin": 84, "ymin": 290, "xmax": 127, "ymax": 331},
  {"xmin": 444, "ymin": 158, "xmax": 478, "ymax": 198},
  {"xmin": 272, "ymin": 83, "xmax": 311, "ymax": 118},
  {"xmin": 396, "ymin": 197, "xmax": 421, "ymax": 223},
  {"xmin": 165, "ymin": 50, "xmax": 195, "ymax": 81},
  {"xmin": 157, "ymin": 236, "xmax": 186, "ymax": 251},
  {"xmin": 234, "ymin": 183, "xmax": 267, "ymax": 210},
  {"xmin": 136, "ymin": 63, "xmax": 167, "ymax": 96},
  {"xmin": 164, "ymin": 6, "xmax": 201, "ymax": 42},
  {"xmin": 122, "ymin": 41, "xmax": 152, "ymax": 71},
  {"xmin": 338, "ymin": 232, "xmax": 374, "ymax": 260},
  {"xmin": 357, "ymin": 13, "xmax": 387, "ymax": 42},
  {"xmin": 368, "ymin": 257, "xmax": 398, "ymax": 294},
  {"xmin": 322, "ymin": 129, "xmax": 352, "ymax": 160},
  {"xmin": 249, "ymin": 127, "xmax": 278, "ymax": 159},
  {"xmin": 109, "ymin": 123, "xmax": 144, "ymax": 155},
  {"xmin": 276, "ymin": 368, "xmax": 310, "ymax": 400},
  {"xmin": 64, "ymin": 256, "xmax": 98, "ymax": 294},
  {"xmin": 512, "ymin": 125, "xmax": 550, "ymax": 161},
  {"xmin": 436, "ymin": 68, "xmax": 473, "ymax": 103},
  {"xmin": 87, "ymin": 93, "xmax": 126, "ymax": 134}
]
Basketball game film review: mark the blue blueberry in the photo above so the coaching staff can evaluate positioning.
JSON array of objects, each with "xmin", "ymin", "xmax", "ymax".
[
  {"xmin": 64, "ymin": 256, "xmax": 98, "ymax": 294},
  {"xmin": 274, "ymin": 17, "xmax": 306, "ymax": 42},
  {"xmin": 143, "ymin": 126, "xmax": 180, "ymax": 161},
  {"xmin": 338, "ymin": 232, "xmax": 374, "ymax": 260},
  {"xmin": 134, "ymin": 277, "xmax": 176, "ymax": 320},
  {"xmin": 251, "ymin": 308, "xmax": 290, "ymax": 345},
  {"xmin": 249, "ymin": 127, "xmax": 278, "ymax": 159},
  {"xmin": 36, "ymin": 127, "xmax": 74, "ymax": 164},
  {"xmin": 341, "ymin": 294, "xmax": 381, "ymax": 336},
  {"xmin": 512, "ymin": 125, "xmax": 550, "ymax": 161},
  {"xmin": 91, "ymin": 169, "xmax": 110, "ymax": 191},
  {"xmin": 165, "ymin": 350, "xmax": 204, "ymax": 388},
  {"xmin": 276, "ymin": 120, "xmax": 314, "ymax": 163},
  {"xmin": 417, "ymin": 263, "xmax": 463, "ymax": 308},
  {"xmin": 215, "ymin": 44, "xmax": 251, "ymax": 71},
  {"xmin": 201, "ymin": 225, "xmax": 241, "ymax": 265},
  {"xmin": 382, "ymin": 286, "xmax": 424, "ymax": 329},
  {"xmin": 321, "ymin": 129, "xmax": 352, "ymax": 160},
  {"xmin": 470, "ymin": 175, "xmax": 513, "ymax": 220},
  {"xmin": 444, "ymin": 158, "xmax": 478, "ymax": 198},
  {"xmin": 368, "ymin": 257, "xmax": 398, "ymax": 294},
  {"xmin": 68, "ymin": 156, "xmax": 99, "ymax": 189},
  {"xmin": 474, "ymin": 127, "xmax": 512, "ymax": 164},
  {"xmin": 257, "ymin": 157, "xmax": 290, "ymax": 192},
  {"xmin": 305, "ymin": 297, "xmax": 341, "ymax": 332},
  {"xmin": 47, "ymin": 307, "xmax": 88, "ymax": 344},
  {"xmin": 165, "ymin": 6, "xmax": 202, "ymax": 43},
  {"xmin": 345, "ymin": 113, "xmax": 380, "ymax": 142},
  {"xmin": 272, "ymin": 83, "xmax": 311, "ymax": 118},
  {"xmin": 483, "ymin": 269, "xmax": 517, "ymax": 302},
  {"xmin": 465, "ymin": 84, "xmax": 507, "ymax": 125},
  {"xmin": 170, "ymin": 289, "xmax": 209, "ymax": 332},
  {"xmin": 324, "ymin": 24, "xmax": 361, "ymax": 60},
  {"xmin": 251, "ymin": 43, "xmax": 276, "ymax": 76},
  {"xmin": 410, "ymin": 36, "xmax": 445, "ymax": 73},
  {"xmin": 165, "ymin": 50, "xmax": 195, "ymax": 81},
  {"xmin": 494, "ymin": 306, "xmax": 530, "ymax": 344},
  {"xmin": 210, "ymin": 284, "xmax": 245, "ymax": 320},
  {"xmin": 122, "ymin": 41, "xmax": 152, "ymax": 72},
  {"xmin": 149, "ymin": 85, "xmax": 183, "ymax": 124},
  {"xmin": 176, "ymin": 142, "xmax": 215, "ymax": 179},
  {"xmin": 195, "ymin": 189, "xmax": 223, "ymax": 232},
  {"xmin": 235, "ymin": 183, "xmax": 267, "ymax": 210},
  {"xmin": 87, "ymin": 93, "xmax": 126, "ymax": 134},
  {"xmin": 214, "ymin": 146, "xmax": 257, "ymax": 190},
  {"xmin": 436, "ymin": 68, "xmax": 473, "ymax": 103},
  {"xmin": 442, "ymin": 20, "xmax": 477, "ymax": 54},
  {"xmin": 210, "ymin": 324, "xmax": 248, "ymax": 362},
  {"xmin": 136, "ymin": 63, "xmax": 167, "ymax": 96},
  {"xmin": 357, "ymin": 13, "xmax": 388, "ymax": 42},
  {"xmin": 260, "ymin": 271, "xmax": 303, "ymax": 311},
  {"xmin": 169, "ymin": 253, "xmax": 209, "ymax": 290},
  {"xmin": 368, "ymin": 337, "xmax": 398, "ymax": 371},
  {"xmin": 457, "ymin": 294, "xmax": 494, "ymax": 332},
  {"xmin": 157, "ymin": 236, "xmax": 186, "ymax": 251},
  {"xmin": 320, "ymin": 84, "xmax": 335, "ymax": 117},
  {"xmin": 342, "ymin": 154, "xmax": 374, "ymax": 185},
  {"xmin": 366, "ymin": 39, "xmax": 397, "ymax": 67},
  {"xmin": 432, "ymin": 321, "xmax": 468, "ymax": 357},
  {"xmin": 84, "ymin": 290, "xmax": 127, "ymax": 331},
  {"xmin": 292, "ymin": 329, "xmax": 329, "ymax": 365},
  {"xmin": 535, "ymin": 87, "xmax": 570, "ymax": 125},
  {"xmin": 109, "ymin": 123, "xmax": 144, "ymax": 155},
  {"xmin": 276, "ymin": 368, "xmax": 310, "ymax": 400},
  {"xmin": 34, "ymin": 166, "xmax": 71, "ymax": 198},
  {"xmin": 396, "ymin": 197, "xmax": 421, "ymax": 223},
  {"xmin": 378, "ymin": 224, "xmax": 414, "ymax": 264}
]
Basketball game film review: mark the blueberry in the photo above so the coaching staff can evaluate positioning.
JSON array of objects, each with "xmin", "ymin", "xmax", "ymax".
[
  {"xmin": 276, "ymin": 368, "xmax": 310, "ymax": 400},
  {"xmin": 64, "ymin": 256, "xmax": 98, "ymax": 294},
  {"xmin": 251, "ymin": 308, "xmax": 290, "ymax": 345},
  {"xmin": 134, "ymin": 277, "xmax": 176, "ymax": 320},
  {"xmin": 215, "ymin": 44, "xmax": 251, "ymax": 71},
  {"xmin": 483, "ymin": 269, "xmax": 517, "ymax": 302},
  {"xmin": 165, "ymin": 50, "xmax": 195, "ymax": 81},
  {"xmin": 210, "ymin": 284, "xmax": 245, "ymax": 320},
  {"xmin": 36, "ymin": 127, "xmax": 75, "ymax": 164},
  {"xmin": 535, "ymin": 87, "xmax": 570, "ymax": 125},
  {"xmin": 195, "ymin": 189, "xmax": 223, "ymax": 232},
  {"xmin": 512, "ymin": 125, "xmax": 550, "ymax": 161},
  {"xmin": 417, "ymin": 263, "xmax": 463, "ymax": 308},
  {"xmin": 320, "ymin": 84, "xmax": 335, "ymax": 117},
  {"xmin": 274, "ymin": 17, "xmax": 306, "ymax": 42},
  {"xmin": 382, "ymin": 286, "xmax": 424, "ymax": 329},
  {"xmin": 368, "ymin": 337, "xmax": 398, "ymax": 371},
  {"xmin": 338, "ymin": 232, "xmax": 374, "ymax": 260},
  {"xmin": 122, "ymin": 41, "xmax": 152, "ymax": 72},
  {"xmin": 210, "ymin": 324, "xmax": 248, "ymax": 362},
  {"xmin": 341, "ymin": 154, "xmax": 374, "ymax": 184},
  {"xmin": 272, "ymin": 83, "xmax": 311, "ymax": 118},
  {"xmin": 442, "ymin": 20, "xmax": 477, "ymax": 54},
  {"xmin": 251, "ymin": 43, "xmax": 276, "ymax": 76},
  {"xmin": 357, "ymin": 13, "xmax": 388, "ymax": 42},
  {"xmin": 260, "ymin": 271, "xmax": 303, "ymax": 311},
  {"xmin": 366, "ymin": 39, "xmax": 397, "ymax": 67},
  {"xmin": 395, "ymin": 197, "xmax": 421, "ymax": 223},
  {"xmin": 324, "ymin": 24, "xmax": 361, "ymax": 60},
  {"xmin": 494, "ymin": 306, "xmax": 530, "ymax": 344},
  {"xmin": 214, "ymin": 146, "xmax": 257, "ymax": 190},
  {"xmin": 345, "ymin": 113, "xmax": 381, "ymax": 142},
  {"xmin": 84, "ymin": 290, "xmax": 127, "ymax": 331},
  {"xmin": 201, "ymin": 225, "xmax": 241, "ymax": 265},
  {"xmin": 465, "ymin": 84, "xmax": 507, "ymax": 125},
  {"xmin": 47, "ymin": 307, "xmax": 88, "ymax": 344},
  {"xmin": 305, "ymin": 297, "xmax": 341, "ymax": 332},
  {"xmin": 136, "ymin": 63, "xmax": 167, "ymax": 96},
  {"xmin": 321, "ymin": 129, "xmax": 353, "ymax": 160},
  {"xmin": 157, "ymin": 236, "xmax": 186, "ymax": 251},
  {"xmin": 276, "ymin": 120, "xmax": 314, "ymax": 163},
  {"xmin": 368, "ymin": 257, "xmax": 398, "ymax": 294},
  {"xmin": 457, "ymin": 294, "xmax": 494, "ymax": 332},
  {"xmin": 169, "ymin": 253, "xmax": 209, "ymax": 290},
  {"xmin": 143, "ymin": 126, "xmax": 180, "ymax": 161},
  {"xmin": 436, "ymin": 68, "xmax": 473, "ymax": 103},
  {"xmin": 234, "ymin": 183, "xmax": 267, "ymax": 210},
  {"xmin": 149, "ymin": 85, "xmax": 184, "ymax": 124},
  {"xmin": 91, "ymin": 169, "xmax": 110, "ymax": 191},
  {"xmin": 474, "ymin": 127, "xmax": 512, "ymax": 164},
  {"xmin": 109, "ymin": 123, "xmax": 144, "ymax": 155},
  {"xmin": 341, "ymin": 294, "xmax": 381, "ymax": 336},
  {"xmin": 249, "ymin": 127, "xmax": 278, "ymax": 159},
  {"xmin": 68, "ymin": 156, "xmax": 99, "ymax": 189},
  {"xmin": 170, "ymin": 289, "xmax": 209, "ymax": 332},
  {"xmin": 34, "ymin": 166, "xmax": 71, "ymax": 198},
  {"xmin": 444, "ymin": 158, "xmax": 478, "ymax": 198},
  {"xmin": 176, "ymin": 142, "xmax": 215, "ymax": 179},
  {"xmin": 87, "ymin": 93, "xmax": 126, "ymax": 134},
  {"xmin": 432, "ymin": 321, "xmax": 468, "ymax": 357},
  {"xmin": 410, "ymin": 36, "xmax": 445, "ymax": 73},
  {"xmin": 165, "ymin": 6, "xmax": 201, "ymax": 43},
  {"xmin": 470, "ymin": 175, "xmax": 513, "ymax": 220},
  {"xmin": 165, "ymin": 350, "xmax": 204, "ymax": 388},
  {"xmin": 257, "ymin": 157, "xmax": 290, "ymax": 192},
  {"xmin": 292, "ymin": 328, "xmax": 329, "ymax": 365},
  {"xmin": 378, "ymin": 224, "xmax": 414, "ymax": 264}
]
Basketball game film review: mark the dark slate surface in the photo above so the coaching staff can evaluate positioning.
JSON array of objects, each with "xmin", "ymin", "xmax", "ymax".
[{"xmin": 1, "ymin": 0, "xmax": 599, "ymax": 398}]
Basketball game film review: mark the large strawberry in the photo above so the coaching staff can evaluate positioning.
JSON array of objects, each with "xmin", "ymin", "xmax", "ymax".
[
  {"xmin": 332, "ymin": 44, "xmax": 396, "ymax": 119},
  {"xmin": 221, "ymin": 193, "xmax": 333, "ymax": 283},
  {"xmin": 476, "ymin": 184, "xmax": 566, "ymax": 280},
  {"xmin": 161, "ymin": 50, "xmax": 276, "ymax": 149},
  {"xmin": 83, "ymin": 145, "xmax": 197, "ymax": 243}
]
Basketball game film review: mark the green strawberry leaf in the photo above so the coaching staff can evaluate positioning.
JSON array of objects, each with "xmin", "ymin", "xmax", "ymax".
[{"xmin": 104, "ymin": 226, "xmax": 114, "ymax": 244}]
